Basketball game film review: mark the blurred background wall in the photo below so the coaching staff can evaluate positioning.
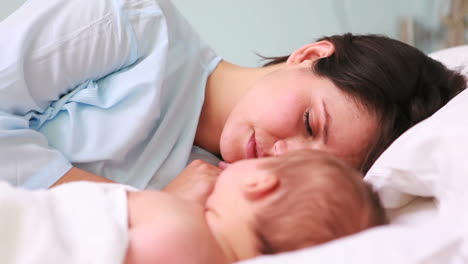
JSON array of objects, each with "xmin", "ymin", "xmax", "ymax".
[
  {"xmin": 2, "ymin": 0, "xmax": 466, "ymax": 66},
  {"xmin": 0, "ymin": 0, "xmax": 22, "ymax": 21}
]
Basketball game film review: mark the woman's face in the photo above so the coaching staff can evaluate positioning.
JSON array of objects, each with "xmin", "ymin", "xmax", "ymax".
[{"xmin": 220, "ymin": 65, "xmax": 379, "ymax": 169}]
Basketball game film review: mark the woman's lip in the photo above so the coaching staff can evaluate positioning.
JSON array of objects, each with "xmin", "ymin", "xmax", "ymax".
[{"xmin": 246, "ymin": 133, "xmax": 258, "ymax": 159}]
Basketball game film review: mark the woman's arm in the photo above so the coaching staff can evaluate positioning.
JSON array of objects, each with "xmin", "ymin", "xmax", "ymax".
[
  {"xmin": 52, "ymin": 159, "xmax": 220, "ymax": 190},
  {"xmin": 50, "ymin": 167, "xmax": 114, "ymax": 188}
]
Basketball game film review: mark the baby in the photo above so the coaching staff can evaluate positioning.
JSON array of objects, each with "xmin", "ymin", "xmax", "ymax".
[{"xmin": 125, "ymin": 150, "xmax": 386, "ymax": 264}]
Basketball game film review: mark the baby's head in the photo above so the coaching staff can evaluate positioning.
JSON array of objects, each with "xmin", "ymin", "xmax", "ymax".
[
  {"xmin": 252, "ymin": 149, "xmax": 386, "ymax": 254},
  {"xmin": 205, "ymin": 149, "xmax": 386, "ymax": 261}
]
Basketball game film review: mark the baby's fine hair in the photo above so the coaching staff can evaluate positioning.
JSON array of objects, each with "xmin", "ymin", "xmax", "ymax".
[{"xmin": 252, "ymin": 150, "xmax": 386, "ymax": 254}]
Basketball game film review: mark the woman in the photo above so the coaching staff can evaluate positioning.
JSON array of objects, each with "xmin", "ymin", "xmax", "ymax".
[{"xmin": 0, "ymin": 0, "xmax": 465, "ymax": 195}]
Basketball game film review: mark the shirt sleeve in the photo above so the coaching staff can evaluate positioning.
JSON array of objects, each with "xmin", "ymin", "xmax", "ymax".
[
  {"xmin": 0, "ymin": 0, "xmax": 145, "ymax": 188},
  {"xmin": 0, "ymin": 181, "xmax": 129, "ymax": 264},
  {"xmin": 0, "ymin": 112, "xmax": 72, "ymax": 188}
]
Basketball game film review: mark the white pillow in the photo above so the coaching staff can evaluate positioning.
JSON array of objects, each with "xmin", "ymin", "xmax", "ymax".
[{"xmin": 365, "ymin": 45, "xmax": 468, "ymax": 209}]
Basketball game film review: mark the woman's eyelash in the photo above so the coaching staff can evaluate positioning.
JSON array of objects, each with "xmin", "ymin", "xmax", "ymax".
[{"xmin": 304, "ymin": 110, "xmax": 313, "ymax": 136}]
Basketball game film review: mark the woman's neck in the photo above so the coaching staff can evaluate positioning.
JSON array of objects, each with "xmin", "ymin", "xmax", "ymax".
[{"xmin": 194, "ymin": 60, "xmax": 284, "ymax": 155}]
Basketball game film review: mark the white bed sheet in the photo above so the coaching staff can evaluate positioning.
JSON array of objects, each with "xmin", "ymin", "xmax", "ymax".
[{"xmin": 240, "ymin": 188, "xmax": 467, "ymax": 264}]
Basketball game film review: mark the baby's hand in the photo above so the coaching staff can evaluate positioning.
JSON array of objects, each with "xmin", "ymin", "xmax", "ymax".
[
  {"xmin": 218, "ymin": 161, "xmax": 231, "ymax": 169},
  {"xmin": 163, "ymin": 160, "xmax": 222, "ymax": 205}
]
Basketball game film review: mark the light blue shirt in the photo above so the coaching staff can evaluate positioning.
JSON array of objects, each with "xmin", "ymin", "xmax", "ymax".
[{"xmin": 0, "ymin": 0, "xmax": 221, "ymax": 189}]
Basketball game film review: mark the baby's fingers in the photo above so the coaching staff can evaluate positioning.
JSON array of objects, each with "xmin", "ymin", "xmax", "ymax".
[{"xmin": 218, "ymin": 161, "xmax": 231, "ymax": 170}]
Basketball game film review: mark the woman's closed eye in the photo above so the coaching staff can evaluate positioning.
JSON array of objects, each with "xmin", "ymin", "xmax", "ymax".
[{"xmin": 304, "ymin": 110, "xmax": 314, "ymax": 136}]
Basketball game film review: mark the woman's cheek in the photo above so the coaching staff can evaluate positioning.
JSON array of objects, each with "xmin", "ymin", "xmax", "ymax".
[{"xmin": 262, "ymin": 107, "xmax": 300, "ymax": 137}]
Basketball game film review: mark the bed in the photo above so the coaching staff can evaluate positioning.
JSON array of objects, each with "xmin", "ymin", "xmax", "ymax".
[
  {"xmin": 1, "ymin": 45, "xmax": 466, "ymax": 264},
  {"xmin": 239, "ymin": 45, "xmax": 468, "ymax": 264}
]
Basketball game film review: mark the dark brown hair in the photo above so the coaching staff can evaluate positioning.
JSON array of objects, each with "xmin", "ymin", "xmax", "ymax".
[{"xmin": 262, "ymin": 33, "xmax": 466, "ymax": 172}]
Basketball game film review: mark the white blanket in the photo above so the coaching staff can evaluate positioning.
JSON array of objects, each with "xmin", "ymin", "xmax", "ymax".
[{"xmin": 0, "ymin": 182, "xmax": 129, "ymax": 264}]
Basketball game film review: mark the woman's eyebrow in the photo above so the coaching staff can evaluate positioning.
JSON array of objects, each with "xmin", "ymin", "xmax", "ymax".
[{"xmin": 322, "ymin": 101, "xmax": 331, "ymax": 144}]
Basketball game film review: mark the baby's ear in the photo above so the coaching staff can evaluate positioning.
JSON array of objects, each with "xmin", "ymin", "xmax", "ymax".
[{"xmin": 242, "ymin": 172, "xmax": 279, "ymax": 201}]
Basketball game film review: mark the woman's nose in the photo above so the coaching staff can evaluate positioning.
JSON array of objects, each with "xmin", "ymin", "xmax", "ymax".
[{"xmin": 271, "ymin": 138, "xmax": 307, "ymax": 156}]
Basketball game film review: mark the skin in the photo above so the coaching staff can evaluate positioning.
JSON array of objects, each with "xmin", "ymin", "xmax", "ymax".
[
  {"xmin": 125, "ymin": 155, "xmax": 280, "ymax": 264},
  {"xmin": 196, "ymin": 40, "xmax": 379, "ymax": 168},
  {"xmin": 218, "ymin": 66, "xmax": 377, "ymax": 168},
  {"xmin": 125, "ymin": 190, "xmax": 230, "ymax": 264},
  {"xmin": 125, "ymin": 150, "xmax": 367, "ymax": 264},
  {"xmin": 52, "ymin": 40, "xmax": 379, "ymax": 196}
]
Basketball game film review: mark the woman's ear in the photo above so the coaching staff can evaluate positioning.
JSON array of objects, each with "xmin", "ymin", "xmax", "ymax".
[
  {"xmin": 242, "ymin": 172, "xmax": 279, "ymax": 201},
  {"xmin": 287, "ymin": 40, "xmax": 335, "ymax": 66}
]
